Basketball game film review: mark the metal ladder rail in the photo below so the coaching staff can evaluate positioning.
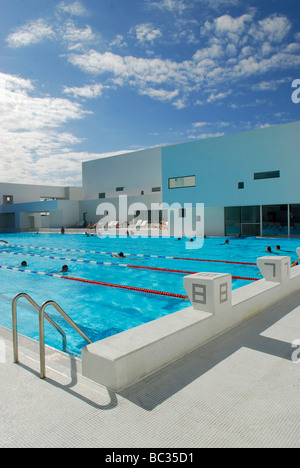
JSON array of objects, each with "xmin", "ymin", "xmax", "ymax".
[
  {"xmin": 12, "ymin": 293, "xmax": 67, "ymax": 364},
  {"xmin": 39, "ymin": 300, "xmax": 92, "ymax": 379}
]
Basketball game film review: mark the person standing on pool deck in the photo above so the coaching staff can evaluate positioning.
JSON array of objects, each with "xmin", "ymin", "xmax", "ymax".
[{"xmin": 61, "ymin": 226, "xmax": 65, "ymax": 234}]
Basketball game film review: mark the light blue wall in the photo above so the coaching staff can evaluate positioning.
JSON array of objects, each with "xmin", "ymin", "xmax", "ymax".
[
  {"xmin": 162, "ymin": 121, "xmax": 300, "ymax": 208},
  {"xmin": 0, "ymin": 200, "xmax": 58, "ymax": 230}
]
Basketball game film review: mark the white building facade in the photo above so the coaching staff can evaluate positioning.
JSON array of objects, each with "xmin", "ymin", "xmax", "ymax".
[
  {"xmin": 81, "ymin": 121, "xmax": 300, "ymax": 237},
  {"xmin": 1, "ymin": 121, "xmax": 300, "ymax": 236},
  {"xmin": 0, "ymin": 183, "xmax": 83, "ymax": 232}
]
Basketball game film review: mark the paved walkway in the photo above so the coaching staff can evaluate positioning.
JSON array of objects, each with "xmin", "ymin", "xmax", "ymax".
[{"xmin": 0, "ymin": 291, "xmax": 300, "ymax": 448}]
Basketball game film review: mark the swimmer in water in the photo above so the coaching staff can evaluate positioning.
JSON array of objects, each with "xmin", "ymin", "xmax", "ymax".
[{"xmin": 111, "ymin": 252, "xmax": 126, "ymax": 258}]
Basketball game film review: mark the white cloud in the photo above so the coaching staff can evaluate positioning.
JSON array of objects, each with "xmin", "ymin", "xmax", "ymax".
[
  {"xmin": 188, "ymin": 132, "xmax": 225, "ymax": 139},
  {"xmin": 215, "ymin": 13, "xmax": 253, "ymax": 35},
  {"xmin": 150, "ymin": 0, "xmax": 187, "ymax": 13},
  {"xmin": 61, "ymin": 20, "xmax": 95, "ymax": 43},
  {"xmin": 57, "ymin": 1, "xmax": 88, "ymax": 16},
  {"xmin": 66, "ymin": 11, "xmax": 300, "ymax": 109},
  {"xmin": 110, "ymin": 35, "xmax": 128, "ymax": 49},
  {"xmin": 6, "ymin": 19, "xmax": 55, "ymax": 48},
  {"xmin": 198, "ymin": 0, "xmax": 239, "ymax": 6},
  {"xmin": 192, "ymin": 121, "xmax": 209, "ymax": 128},
  {"xmin": 0, "ymin": 72, "xmax": 94, "ymax": 185},
  {"xmin": 63, "ymin": 83, "xmax": 105, "ymax": 99},
  {"xmin": 207, "ymin": 90, "xmax": 231, "ymax": 103},
  {"xmin": 251, "ymin": 78, "xmax": 290, "ymax": 92},
  {"xmin": 257, "ymin": 14, "xmax": 291, "ymax": 43},
  {"xmin": 132, "ymin": 23, "xmax": 162, "ymax": 43},
  {"xmin": 139, "ymin": 87, "xmax": 179, "ymax": 102}
]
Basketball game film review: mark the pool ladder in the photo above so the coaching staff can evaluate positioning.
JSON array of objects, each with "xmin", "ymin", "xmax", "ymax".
[{"xmin": 12, "ymin": 293, "xmax": 92, "ymax": 379}]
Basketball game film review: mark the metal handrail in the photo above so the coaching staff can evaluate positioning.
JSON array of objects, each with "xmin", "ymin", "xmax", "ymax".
[
  {"xmin": 12, "ymin": 293, "xmax": 67, "ymax": 364},
  {"xmin": 39, "ymin": 300, "xmax": 92, "ymax": 379}
]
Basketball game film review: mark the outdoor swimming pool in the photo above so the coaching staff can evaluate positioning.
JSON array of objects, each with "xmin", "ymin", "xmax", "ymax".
[{"xmin": 0, "ymin": 233, "xmax": 299, "ymax": 355}]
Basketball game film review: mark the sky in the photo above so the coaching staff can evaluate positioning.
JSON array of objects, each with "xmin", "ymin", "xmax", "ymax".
[{"xmin": 0, "ymin": 0, "xmax": 300, "ymax": 187}]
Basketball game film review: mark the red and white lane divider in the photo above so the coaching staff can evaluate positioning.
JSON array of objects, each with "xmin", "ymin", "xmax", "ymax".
[
  {"xmin": 0, "ymin": 250, "xmax": 259, "ymax": 281},
  {"xmin": 5, "ymin": 243, "xmax": 257, "ymax": 266},
  {"xmin": 0, "ymin": 265, "xmax": 188, "ymax": 299}
]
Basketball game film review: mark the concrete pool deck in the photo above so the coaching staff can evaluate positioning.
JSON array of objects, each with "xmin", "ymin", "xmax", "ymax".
[{"xmin": 0, "ymin": 289, "xmax": 299, "ymax": 448}]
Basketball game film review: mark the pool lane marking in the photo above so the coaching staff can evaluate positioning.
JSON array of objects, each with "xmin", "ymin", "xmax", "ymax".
[
  {"xmin": 0, "ymin": 265, "xmax": 188, "ymax": 299},
  {"xmin": 0, "ymin": 251, "xmax": 259, "ymax": 281},
  {"xmin": 7, "ymin": 243, "xmax": 257, "ymax": 266}
]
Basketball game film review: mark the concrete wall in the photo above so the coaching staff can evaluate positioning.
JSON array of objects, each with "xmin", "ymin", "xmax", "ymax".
[
  {"xmin": 205, "ymin": 207, "xmax": 225, "ymax": 236},
  {"xmin": 162, "ymin": 121, "xmax": 300, "ymax": 208},
  {"xmin": 79, "ymin": 193, "xmax": 163, "ymax": 226},
  {"xmin": 82, "ymin": 147, "xmax": 162, "ymax": 200},
  {"xmin": 0, "ymin": 183, "xmax": 82, "ymax": 205},
  {"xmin": 0, "ymin": 200, "xmax": 81, "ymax": 231}
]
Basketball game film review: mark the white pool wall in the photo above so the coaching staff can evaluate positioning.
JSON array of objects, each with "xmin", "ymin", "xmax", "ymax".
[{"xmin": 82, "ymin": 254, "xmax": 300, "ymax": 391}]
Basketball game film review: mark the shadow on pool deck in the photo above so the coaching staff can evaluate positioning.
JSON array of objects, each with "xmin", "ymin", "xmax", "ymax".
[
  {"xmin": 1, "ymin": 288, "xmax": 298, "ymax": 414},
  {"xmin": 119, "ymin": 291, "xmax": 298, "ymax": 411}
]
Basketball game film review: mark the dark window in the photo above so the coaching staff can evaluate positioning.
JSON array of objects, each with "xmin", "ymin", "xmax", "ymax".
[
  {"xmin": 3, "ymin": 195, "xmax": 13, "ymax": 205},
  {"xmin": 262, "ymin": 204, "xmax": 288, "ymax": 236},
  {"xmin": 152, "ymin": 187, "xmax": 161, "ymax": 192},
  {"xmin": 225, "ymin": 207, "xmax": 241, "ymax": 236},
  {"xmin": 141, "ymin": 191, "xmax": 144, "ymax": 195},
  {"xmin": 254, "ymin": 171, "xmax": 280, "ymax": 180},
  {"xmin": 116, "ymin": 187, "xmax": 124, "ymax": 192},
  {"xmin": 238, "ymin": 182, "xmax": 244, "ymax": 189},
  {"xmin": 99, "ymin": 193, "xmax": 106, "ymax": 199},
  {"xmin": 290, "ymin": 204, "xmax": 300, "ymax": 235}
]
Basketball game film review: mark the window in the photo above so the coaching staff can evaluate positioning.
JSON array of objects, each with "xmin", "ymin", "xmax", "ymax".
[
  {"xmin": 262, "ymin": 204, "xmax": 288, "ymax": 236},
  {"xmin": 99, "ymin": 193, "xmax": 106, "ymax": 199},
  {"xmin": 3, "ymin": 195, "xmax": 13, "ymax": 205},
  {"xmin": 238, "ymin": 182, "xmax": 244, "ymax": 189},
  {"xmin": 116, "ymin": 187, "xmax": 124, "ymax": 192},
  {"xmin": 225, "ymin": 207, "xmax": 241, "ymax": 236},
  {"xmin": 254, "ymin": 171, "xmax": 280, "ymax": 180},
  {"xmin": 168, "ymin": 176, "xmax": 196, "ymax": 189},
  {"xmin": 152, "ymin": 187, "xmax": 161, "ymax": 192},
  {"xmin": 290, "ymin": 204, "xmax": 300, "ymax": 235},
  {"xmin": 141, "ymin": 190, "xmax": 144, "ymax": 195}
]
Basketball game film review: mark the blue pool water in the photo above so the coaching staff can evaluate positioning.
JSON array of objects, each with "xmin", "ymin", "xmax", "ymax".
[{"xmin": 0, "ymin": 233, "xmax": 299, "ymax": 355}]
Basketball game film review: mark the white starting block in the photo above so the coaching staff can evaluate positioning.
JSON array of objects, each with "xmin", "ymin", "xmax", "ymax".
[
  {"xmin": 257, "ymin": 256, "xmax": 290, "ymax": 283},
  {"xmin": 184, "ymin": 272, "xmax": 232, "ymax": 314}
]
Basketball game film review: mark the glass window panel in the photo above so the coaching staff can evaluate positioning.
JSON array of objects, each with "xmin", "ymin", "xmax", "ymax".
[
  {"xmin": 225, "ymin": 207, "xmax": 241, "ymax": 236},
  {"xmin": 262, "ymin": 205, "xmax": 288, "ymax": 236},
  {"xmin": 290, "ymin": 205, "xmax": 300, "ymax": 235},
  {"xmin": 254, "ymin": 171, "xmax": 280, "ymax": 180},
  {"xmin": 241, "ymin": 206, "xmax": 260, "ymax": 224},
  {"xmin": 168, "ymin": 176, "xmax": 196, "ymax": 189}
]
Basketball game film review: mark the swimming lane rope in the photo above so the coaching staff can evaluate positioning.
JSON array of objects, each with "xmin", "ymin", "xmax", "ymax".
[
  {"xmin": 7, "ymin": 243, "xmax": 257, "ymax": 266},
  {"xmin": 0, "ymin": 265, "xmax": 188, "ymax": 299},
  {"xmin": 0, "ymin": 250, "xmax": 259, "ymax": 281}
]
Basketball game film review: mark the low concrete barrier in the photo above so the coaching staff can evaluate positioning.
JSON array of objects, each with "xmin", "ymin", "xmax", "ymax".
[{"xmin": 82, "ymin": 255, "xmax": 300, "ymax": 391}]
